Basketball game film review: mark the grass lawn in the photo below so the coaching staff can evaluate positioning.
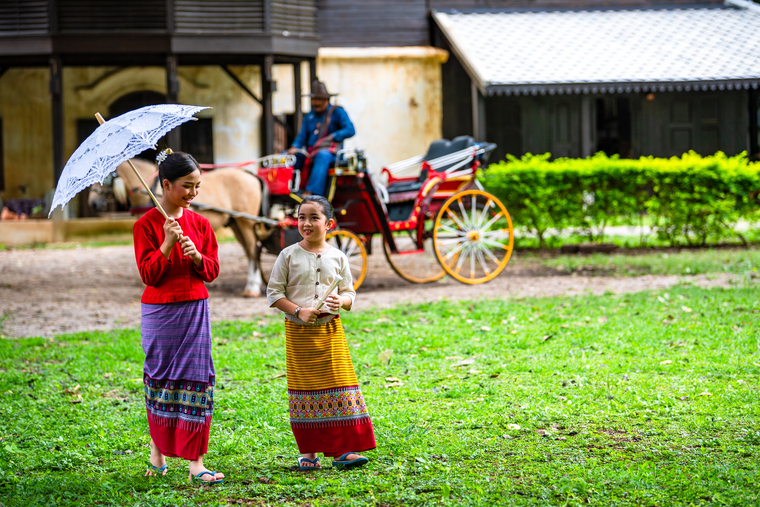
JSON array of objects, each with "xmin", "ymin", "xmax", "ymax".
[
  {"xmin": 0, "ymin": 284, "xmax": 758, "ymax": 506},
  {"xmin": 523, "ymin": 247, "xmax": 760, "ymax": 277}
]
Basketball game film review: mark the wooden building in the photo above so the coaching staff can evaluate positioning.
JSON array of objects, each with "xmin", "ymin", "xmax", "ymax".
[
  {"xmin": 317, "ymin": 0, "xmax": 760, "ymax": 162},
  {"xmin": 0, "ymin": 0, "xmax": 318, "ymax": 213},
  {"xmin": 2, "ymin": 0, "xmax": 760, "ymax": 219}
]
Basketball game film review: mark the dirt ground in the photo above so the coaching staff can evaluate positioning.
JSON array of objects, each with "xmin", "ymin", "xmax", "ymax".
[{"xmin": 0, "ymin": 241, "xmax": 740, "ymax": 338}]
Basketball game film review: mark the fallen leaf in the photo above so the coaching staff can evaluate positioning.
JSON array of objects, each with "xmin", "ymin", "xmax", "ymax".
[
  {"xmin": 698, "ymin": 391, "xmax": 712, "ymax": 396},
  {"xmin": 69, "ymin": 394, "xmax": 83, "ymax": 404},
  {"xmin": 510, "ymin": 330, "xmax": 518, "ymax": 334},
  {"xmin": 468, "ymin": 369, "xmax": 481, "ymax": 374},
  {"xmin": 490, "ymin": 373, "xmax": 500, "ymax": 378},
  {"xmin": 598, "ymin": 316, "xmax": 608, "ymax": 324},
  {"xmin": 103, "ymin": 373, "xmax": 113, "ymax": 379},
  {"xmin": 384, "ymin": 377, "xmax": 402, "ymax": 382},
  {"xmin": 272, "ymin": 373, "xmax": 286, "ymax": 379},
  {"xmin": 384, "ymin": 381, "xmax": 404, "ymax": 388},
  {"xmin": 681, "ymin": 306, "xmax": 692, "ymax": 313},
  {"xmin": 378, "ymin": 349, "xmax": 393, "ymax": 365},
  {"xmin": 63, "ymin": 385, "xmax": 80, "ymax": 395},
  {"xmin": 542, "ymin": 335, "xmax": 553, "ymax": 342},
  {"xmin": 480, "ymin": 326, "xmax": 492, "ymax": 332},
  {"xmin": 452, "ymin": 358, "xmax": 475, "ymax": 367},
  {"xmin": 561, "ymin": 324, "xmax": 569, "ymax": 329},
  {"xmin": 660, "ymin": 360, "xmax": 672, "ymax": 365},
  {"xmin": 362, "ymin": 328, "xmax": 372, "ymax": 333},
  {"xmin": 506, "ymin": 423, "xmax": 521, "ymax": 430}
]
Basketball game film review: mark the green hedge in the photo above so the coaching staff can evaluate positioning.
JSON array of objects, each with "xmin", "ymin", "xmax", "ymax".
[{"xmin": 480, "ymin": 152, "xmax": 760, "ymax": 247}]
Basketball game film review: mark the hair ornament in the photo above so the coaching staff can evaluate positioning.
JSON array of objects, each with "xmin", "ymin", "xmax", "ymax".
[{"xmin": 156, "ymin": 148, "xmax": 173, "ymax": 165}]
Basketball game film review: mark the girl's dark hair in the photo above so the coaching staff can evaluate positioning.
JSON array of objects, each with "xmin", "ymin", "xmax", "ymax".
[
  {"xmin": 158, "ymin": 151, "xmax": 200, "ymax": 184},
  {"xmin": 298, "ymin": 195, "xmax": 334, "ymax": 220}
]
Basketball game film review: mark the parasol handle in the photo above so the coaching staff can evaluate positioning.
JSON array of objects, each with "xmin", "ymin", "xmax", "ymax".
[{"xmin": 95, "ymin": 112, "xmax": 168, "ymax": 220}]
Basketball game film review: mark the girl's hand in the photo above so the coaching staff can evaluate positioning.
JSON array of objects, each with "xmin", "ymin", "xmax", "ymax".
[
  {"xmin": 324, "ymin": 294, "xmax": 341, "ymax": 312},
  {"xmin": 298, "ymin": 307, "xmax": 320, "ymax": 325},
  {"xmin": 160, "ymin": 218, "xmax": 183, "ymax": 259},
  {"xmin": 180, "ymin": 236, "xmax": 203, "ymax": 266}
]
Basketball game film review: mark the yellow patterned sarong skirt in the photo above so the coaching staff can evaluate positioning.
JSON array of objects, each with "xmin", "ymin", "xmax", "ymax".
[{"xmin": 285, "ymin": 316, "xmax": 376, "ymax": 456}]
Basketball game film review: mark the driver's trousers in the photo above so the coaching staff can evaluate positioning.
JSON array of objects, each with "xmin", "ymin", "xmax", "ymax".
[{"xmin": 294, "ymin": 149, "xmax": 335, "ymax": 197}]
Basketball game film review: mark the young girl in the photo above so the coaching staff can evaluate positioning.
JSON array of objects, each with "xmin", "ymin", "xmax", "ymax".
[
  {"xmin": 267, "ymin": 195, "xmax": 376, "ymax": 470},
  {"xmin": 133, "ymin": 149, "xmax": 224, "ymax": 484}
]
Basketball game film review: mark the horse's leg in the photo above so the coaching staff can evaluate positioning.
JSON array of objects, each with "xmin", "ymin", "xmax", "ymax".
[{"xmin": 232, "ymin": 217, "xmax": 263, "ymax": 298}]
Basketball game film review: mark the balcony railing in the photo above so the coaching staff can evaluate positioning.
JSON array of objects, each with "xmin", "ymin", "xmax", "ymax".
[{"xmin": 0, "ymin": 0, "xmax": 317, "ymax": 37}]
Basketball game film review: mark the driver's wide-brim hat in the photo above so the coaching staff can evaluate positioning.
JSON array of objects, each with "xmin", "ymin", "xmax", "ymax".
[{"xmin": 304, "ymin": 80, "xmax": 337, "ymax": 99}]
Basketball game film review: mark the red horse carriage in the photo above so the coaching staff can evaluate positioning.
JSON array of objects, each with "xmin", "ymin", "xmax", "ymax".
[{"xmin": 250, "ymin": 136, "xmax": 514, "ymax": 288}]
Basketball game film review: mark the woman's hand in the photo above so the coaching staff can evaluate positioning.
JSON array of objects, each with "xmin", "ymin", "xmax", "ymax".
[
  {"xmin": 180, "ymin": 236, "xmax": 203, "ymax": 266},
  {"xmin": 298, "ymin": 307, "xmax": 320, "ymax": 325},
  {"xmin": 160, "ymin": 218, "xmax": 183, "ymax": 259}
]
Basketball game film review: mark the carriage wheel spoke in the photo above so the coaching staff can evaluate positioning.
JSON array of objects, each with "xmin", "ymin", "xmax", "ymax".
[
  {"xmin": 470, "ymin": 246, "xmax": 476, "ymax": 280},
  {"xmin": 481, "ymin": 237, "xmax": 511, "ymax": 250},
  {"xmin": 478, "ymin": 241, "xmax": 502, "ymax": 265},
  {"xmin": 477, "ymin": 212, "xmax": 504, "ymax": 234},
  {"xmin": 439, "ymin": 224, "xmax": 468, "ymax": 236},
  {"xmin": 477, "ymin": 199, "xmax": 493, "ymax": 228},
  {"xmin": 471, "ymin": 195, "xmax": 478, "ymax": 230},
  {"xmin": 457, "ymin": 199, "xmax": 470, "ymax": 229},
  {"xmin": 345, "ymin": 241, "xmax": 358, "ymax": 258},
  {"xmin": 476, "ymin": 248, "xmax": 490, "ymax": 276},
  {"xmin": 479, "ymin": 228, "xmax": 511, "ymax": 238},
  {"xmin": 446, "ymin": 209, "xmax": 468, "ymax": 232}
]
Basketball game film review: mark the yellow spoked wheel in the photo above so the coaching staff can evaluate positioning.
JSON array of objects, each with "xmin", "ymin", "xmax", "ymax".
[
  {"xmin": 326, "ymin": 229, "xmax": 368, "ymax": 290},
  {"xmin": 433, "ymin": 189, "xmax": 513, "ymax": 284},
  {"xmin": 383, "ymin": 229, "xmax": 446, "ymax": 284}
]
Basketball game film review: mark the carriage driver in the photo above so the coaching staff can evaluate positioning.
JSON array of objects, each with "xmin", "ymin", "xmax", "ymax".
[{"xmin": 287, "ymin": 80, "xmax": 355, "ymax": 197}]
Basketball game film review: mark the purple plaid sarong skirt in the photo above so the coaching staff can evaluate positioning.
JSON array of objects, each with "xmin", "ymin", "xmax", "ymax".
[{"xmin": 141, "ymin": 299, "xmax": 215, "ymax": 460}]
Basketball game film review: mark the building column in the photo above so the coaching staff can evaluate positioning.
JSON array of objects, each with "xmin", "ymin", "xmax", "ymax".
[
  {"xmin": 471, "ymin": 81, "xmax": 486, "ymax": 141},
  {"xmin": 294, "ymin": 61, "xmax": 303, "ymax": 131},
  {"xmin": 50, "ymin": 56, "xmax": 64, "ymax": 185},
  {"xmin": 749, "ymin": 88, "xmax": 759, "ymax": 159},
  {"xmin": 261, "ymin": 55, "xmax": 275, "ymax": 156},
  {"xmin": 50, "ymin": 55, "xmax": 67, "ymax": 229},
  {"xmin": 308, "ymin": 58, "xmax": 317, "ymax": 85},
  {"xmin": 166, "ymin": 55, "xmax": 181, "ymax": 150},
  {"xmin": 581, "ymin": 95, "xmax": 595, "ymax": 158}
]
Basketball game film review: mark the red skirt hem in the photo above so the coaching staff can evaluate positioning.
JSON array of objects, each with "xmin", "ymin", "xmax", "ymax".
[
  {"xmin": 147, "ymin": 409, "xmax": 211, "ymax": 460},
  {"xmin": 292, "ymin": 418, "xmax": 376, "ymax": 457}
]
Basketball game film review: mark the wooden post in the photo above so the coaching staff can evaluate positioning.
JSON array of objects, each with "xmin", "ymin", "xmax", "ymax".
[
  {"xmin": 294, "ymin": 61, "xmax": 303, "ymax": 134},
  {"xmin": 50, "ymin": 56, "xmax": 64, "ymax": 187},
  {"xmin": 471, "ymin": 81, "xmax": 486, "ymax": 142},
  {"xmin": 95, "ymin": 112, "xmax": 168, "ymax": 219},
  {"xmin": 581, "ymin": 95, "xmax": 594, "ymax": 158},
  {"xmin": 749, "ymin": 88, "xmax": 759, "ymax": 159},
  {"xmin": 166, "ymin": 55, "xmax": 181, "ymax": 150},
  {"xmin": 261, "ymin": 55, "xmax": 275, "ymax": 156},
  {"xmin": 309, "ymin": 58, "xmax": 317, "ymax": 84}
]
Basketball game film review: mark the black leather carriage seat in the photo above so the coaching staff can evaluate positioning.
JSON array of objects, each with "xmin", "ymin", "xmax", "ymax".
[
  {"xmin": 424, "ymin": 135, "xmax": 475, "ymax": 173},
  {"xmin": 384, "ymin": 136, "xmax": 476, "ymax": 203}
]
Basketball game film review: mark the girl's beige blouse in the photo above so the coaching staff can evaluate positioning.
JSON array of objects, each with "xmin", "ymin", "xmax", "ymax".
[{"xmin": 266, "ymin": 243, "xmax": 356, "ymax": 325}]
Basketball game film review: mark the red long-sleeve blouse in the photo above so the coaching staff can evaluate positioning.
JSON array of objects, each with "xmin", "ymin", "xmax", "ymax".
[{"xmin": 133, "ymin": 207, "xmax": 220, "ymax": 304}]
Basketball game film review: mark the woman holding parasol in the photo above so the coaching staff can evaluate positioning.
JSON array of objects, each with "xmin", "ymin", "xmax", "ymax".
[{"xmin": 134, "ymin": 149, "xmax": 224, "ymax": 484}]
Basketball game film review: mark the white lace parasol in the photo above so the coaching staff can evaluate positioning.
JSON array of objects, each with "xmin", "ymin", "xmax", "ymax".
[{"xmin": 49, "ymin": 104, "xmax": 210, "ymax": 217}]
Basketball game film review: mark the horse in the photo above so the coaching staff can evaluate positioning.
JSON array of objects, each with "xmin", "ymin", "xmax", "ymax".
[{"xmin": 88, "ymin": 158, "xmax": 267, "ymax": 298}]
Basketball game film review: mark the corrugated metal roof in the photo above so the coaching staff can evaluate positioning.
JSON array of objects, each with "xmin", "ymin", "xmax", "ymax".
[{"xmin": 434, "ymin": 3, "xmax": 760, "ymax": 95}]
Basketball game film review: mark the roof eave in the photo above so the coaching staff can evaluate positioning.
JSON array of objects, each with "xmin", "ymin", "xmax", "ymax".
[
  {"xmin": 432, "ymin": 10, "xmax": 487, "ymax": 95},
  {"xmin": 486, "ymin": 79, "xmax": 760, "ymax": 96}
]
